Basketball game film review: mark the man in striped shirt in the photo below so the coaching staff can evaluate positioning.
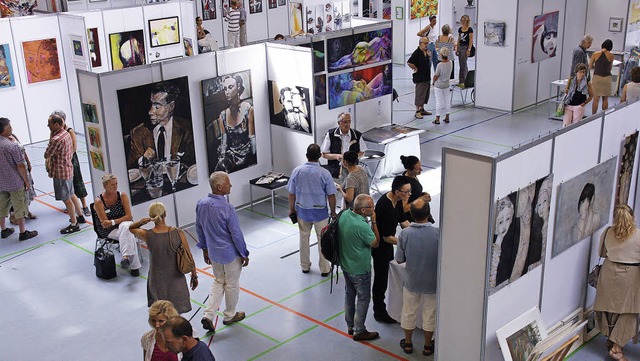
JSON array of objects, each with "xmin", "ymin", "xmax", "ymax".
[{"xmin": 224, "ymin": 0, "xmax": 241, "ymax": 48}]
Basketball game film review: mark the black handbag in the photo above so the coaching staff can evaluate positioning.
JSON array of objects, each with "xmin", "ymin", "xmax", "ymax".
[
  {"xmin": 588, "ymin": 227, "xmax": 609, "ymax": 288},
  {"xmin": 94, "ymin": 239, "xmax": 117, "ymax": 279},
  {"xmin": 469, "ymin": 45, "xmax": 476, "ymax": 57}
]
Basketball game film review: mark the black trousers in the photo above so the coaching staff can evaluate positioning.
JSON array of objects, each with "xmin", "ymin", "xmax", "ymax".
[{"xmin": 371, "ymin": 252, "xmax": 392, "ymax": 316}]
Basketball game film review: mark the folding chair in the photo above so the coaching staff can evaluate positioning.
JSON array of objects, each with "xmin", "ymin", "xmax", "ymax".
[
  {"xmin": 90, "ymin": 202, "xmax": 119, "ymax": 251},
  {"xmin": 451, "ymin": 69, "xmax": 475, "ymax": 106}
]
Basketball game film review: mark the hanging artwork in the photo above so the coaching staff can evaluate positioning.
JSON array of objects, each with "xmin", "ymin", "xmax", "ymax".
[
  {"xmin": 410, "ymin": 0, "xmax": 437, "ymax": 20},
  {"xmin": 90, "ymin": 150, "xmax": 105, "ymax": 171},
  {"xmin": 553, "ymin": 157, "xmax": 617, "ymax": 257},
  {"xmin": 328, "ymin": 63, "xmax": 392, "ymax": 109},
  {"xmin": 350, "ymin": 28, "xmax": 392, "ymax": 65},
  {"xmin": 306, "ymin": 6, "xmax": 316, "ymax": 33},
  {"xmin": 490, "ymin": 192, "xmax": 518, "ymax": 292},
  {"xmin": 314, "ymin": 74, "xmax": 326, "ymax": 106},
  {"xmin": 0, "ymin": 43, "xmax": 15, "ymax": 88},
  {"xmin": 109, "ymin": 30, "xmax": 146, "ymax": 70},
  {"xmin": 183, "ymin": 38, "xmax": 194, "ymax": 56},
  {"xmin": 327, "ymin": 35, "xmax": 354, "ymax": 72},
  {"xmin": 382, "ymin": 0, "xmax": 390, "ymax": 19},
  {"xmin": 117, "ymin": 76, "xmax": 197, "ymax": 205},
  {"xmin": 69, "ymin": 34, "xmax": 84, "ymax": 63},
  {"xmin": 202, "ymin": 0, "xmax": 216, "ymax": 20},
  {"xmin": 313, "ymin": 41, "xmax": 325, "ymax": 73},
  {"xmin": 0, "ymin": 0, "xmax": 36, "ymax": 17},
  {"xmin": 87, "ymin": 126, "xmax": 101, "ymax": 148},
  {"xmin": 268, "ymin": 81, "xmax": 311, "ymax": 133},
  {"xmin": 531, "ymin": 11, "xmax": 559, "ymax": 63},
  {"xmin": 290, "ymin": 2, "xmax": 304, "ymax": 36},
  {"xmin": 496, "ymin": 307, "xmax": 548, "ymax": 361},
  {"xmin": 201, "ymin": 70, "xmax": 256, "ymax": 175},
  {"xmin": 278, "ymin": 0, "xmax": 285, "ymax": 6},
  {"xmin": 484, "ymin": 21, "xmax": 506, "ymax": 47},
  {"xmin": 268, "ymin": 0, "xmax": 276, "ymax": 9},
  {"xmin": 149, "ymin": 17, "xmax": 180, "ymax": 47},
  {"xmin": 21, "ymin": 38, "xmax": 61, "ymax": 84},
  {"xmin": 87, "ymin": 28, "xmax": 102, "ymax": 68},
  {"xmin": 314, "ymin": 4, "xmax": 324, "ymax": 33},
  {"xmin": 615, "ymin": 131, "xmax": 639, "ymax": 207},
  {"xmin": 82, "ymin": 103, "xmax": 99, "ymax": 123},
  {"xmin": 249, "ymin": 0, "xmax": 262, "ymax": 13},
  {"xmin": 323, "ymin": 2, "xmax": 333, "ymax": 32}
]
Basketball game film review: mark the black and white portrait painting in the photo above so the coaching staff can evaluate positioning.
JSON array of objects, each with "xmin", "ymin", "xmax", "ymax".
[
  {"xmin": 553, "ymin": 157, "xmax": 617, "ymax": 257},
  {"xmin": 531, "ymin": 11, "xmax": 559, "ymax": 63},
  {"xmin": 484, "ymin": 21, "xmax": 506, "ymax": 47},
  {"xmin": 616, "ymin": 131, "xmax": 638, "ymax": 207},
  {"xmin": 201, "ymin": 70, "xmax": 257, "ymax": 175},
  {"xmin": 268, "ymin": 80, "xmax": 312, "ymax": 134},
  {"xmin": 490, "ymin": 192, "xmax": 518, "ymax": 292},
  {"xmin": 117, "ymin": 76, "xmax": 197, "ymax": 205}
]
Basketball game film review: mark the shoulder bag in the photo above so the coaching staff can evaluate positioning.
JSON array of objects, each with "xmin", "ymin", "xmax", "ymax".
[
  {"xmin": 169, "ymin": 227, "xmax": 196, "ymax": 274},
  {"xmin": 587, "ymin": 226, "xmax": 610, "ymax": 288}
]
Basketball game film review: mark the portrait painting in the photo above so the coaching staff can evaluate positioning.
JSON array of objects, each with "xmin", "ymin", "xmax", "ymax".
[
  {"xmin": 21, "ymin": 38, "xmax": 61, "ymax": 84},
  {"xmin": 484, "ymin": 21, "xmax": 506, "ymax": 47},
  {"xmin": 90, "ymin": 150, "xmax": 105, "ymax": 171},
  {"xmin": 149, "ymin": 17, "xmax": 180, "ymax": 47},
  {"xmin": 249, "ymin": 0, "xmax": 262, "ymax": 13},
  {"xmin": 314, "ymin": 74, "xmax": 326, "ymax": 106},
  {"xmin": 87, "ymin": 126, "xmax": 101, "ymax": 148},
  {"xmin": 117, "ymin": 76, "xmax": 197, "ymax": 205},
  {"xmin": 82, "ymin": 103, "xmax": 99, "ymax": 123},
  {"xmin": 268, "ymin": 80, "xmax": 312, "ymax": 134},
  {"xmin": 496, "ymin": 307, "xmax": 547, "ymax": 361},
  {"xmin": 553, "ymin": 157, "xmax": 617, "ymax": 257},
  {"xmin": 327, "ymin": 35, "xmax": 354, "ymax": 72},
  {"xmin": 87, "ymin": 28, "xmax": 102, "ymax": 68},
  {"xmin": 410, "ymin": 0, "xmax": 437, "ymax": 20},
  {"xmin": 290, "ymin": 2, "xmax": 304, "ymax": 36},
  {"xmin": 532, "ymin": 11, "xmax": 559, "ymax": 63},
  {"xmin": 109, "ymin": 30, "xmax": 146, "ymax": 70},
  {"xmin": 201, "ymin": 70, "xmax": 256, "ymax": 175},
  {"xmin": 202, "ymin": 0, "xmax": 216, "ymax": 20},
  {"xmin": 490, "ymin": 192, "xmax": 518, "ymax": 292},
  {"xmin": 350, "ymin": 28, "xmax": 392, "ymax": 66},
  {"xmin": 615, "ymin": 131, "xmax": 638, "ymax": 207},
  {"xmin": 183, "ymin": 37, "xmax": 194, "ymax": 56},
  {"xmin": 328, "ymin": 63, "xmax": 392, "ymax": 109},
  {"xmin": 0, "ymin": 43, "xmax": 15, "ymax": 88},
  {"xmin": 268, "ymin": 0, "xmax": 276, "ymax": 9}
]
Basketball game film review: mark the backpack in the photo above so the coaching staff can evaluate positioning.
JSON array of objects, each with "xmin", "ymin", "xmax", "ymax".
[{"xmin": 320, "ymin": 209, "xmax": 347, "ymax": 293}]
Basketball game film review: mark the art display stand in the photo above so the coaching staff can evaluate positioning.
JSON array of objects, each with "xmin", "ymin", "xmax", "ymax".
[{"xmin": 436, "ymin": 99, "xmax": 640, "ymax": 360}]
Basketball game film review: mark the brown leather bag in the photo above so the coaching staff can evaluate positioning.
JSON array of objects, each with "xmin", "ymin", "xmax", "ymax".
[{"xmin": 169, "ymin": 228, "xmax": 195, "ymax": 274}]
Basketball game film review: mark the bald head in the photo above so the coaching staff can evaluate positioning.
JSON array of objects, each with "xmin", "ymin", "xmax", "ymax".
[{"xmin": 410, "ymin": 198, "xmax": 430, "ymax": 223}]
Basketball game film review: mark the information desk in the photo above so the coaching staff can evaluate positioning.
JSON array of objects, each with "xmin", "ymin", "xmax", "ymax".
[
  {"xmin": 362, "ymin": 125, "xmax": 424, "ymax": 178},
  {"xmin": 249, "ymin": 175, "xmax": 289, "ymax": 218},
  {"xmin": 388, "ymin": 260, "xmax": 425, "ymax": 329}
]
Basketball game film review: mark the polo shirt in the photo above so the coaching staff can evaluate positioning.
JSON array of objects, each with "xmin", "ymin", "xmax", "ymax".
[{"xmin": 338, "ymin": 210, "xmax": 375, "ymax": 275}]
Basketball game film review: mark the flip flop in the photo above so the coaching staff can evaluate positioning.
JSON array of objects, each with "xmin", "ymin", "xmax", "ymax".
[{"xmin": 400, "ymin": 339, "xmax": 413, "ymax": 354}]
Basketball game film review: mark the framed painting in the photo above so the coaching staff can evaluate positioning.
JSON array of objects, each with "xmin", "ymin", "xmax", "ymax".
[
  {"xmin": 532, "ymin": 11, "xmax": 559, "ymax": 63},
  {"xmin": 484, "ymin": 21, "xmax": 506, "ymax": 47},
  {"xmin": 21, "ymin": 38, "xmax": 61, "ymax": 84},
  {"xmin": 87, "ymin": 126, "xmax": 101, "ymax": 148},
  {"xmin": 202, "ymin": 0, "xmax": 216, "ymax": 20},
  {"xmin": 87, "ymin": 28, "xmax": 102, "ymax": 68},
  {"xmin": 249, "ymin": 0, "xmax": 262, "ymax": 13},
  {"xmin": 328, "ymin": 63, "xmax": 392, "ymax": 109},
  {"xmin": 609, "ymin": 17, "xmax": 623, "ymax": 32},
  {"xmin": 90, "ymin": 151, "xmax": 105, "ymax": 171},
  {"xmin": 314, "ymin": 74, "xmax": 326, "ymax": 106},
  {"xmin": 0, "ymin": 44, "xmax": 16, "ymax": 89},
  {"xmin": 149, "ymin": 16, "xmax": 180, "ymax": 47},
  {"xmin": 268, "ymin": 80, "xmax": 312, "ymax": 134},
  {"xmin": 615, "ymin": 131, "xmax": 638, "ymax": 207},
  {"xmin": 82, "ymin": 103, "xmax": 99, "ymax": 123},
  {"xmin": 69, "ymin": 34, "xmax": 84, "ymax": 63},
  {"xmin": 496, "ymin": 307, "xmax": 548, "ymax": 361},
  {"xmin": 410, "ymin": 0, "xmax": 437, "ymax": 20},
  {"xmin": 109, "ymin": 30, "xmax": 146, "ymax": 70}
]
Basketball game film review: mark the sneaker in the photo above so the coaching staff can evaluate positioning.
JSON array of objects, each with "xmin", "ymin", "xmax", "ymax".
[
  {"xmin": 130, "ymin": 269, "xmax": 140, "ymax": 277},
  {"xmin": 18, "ymin": 230, "xmax": 38, "ymax": 241},
  {"xmin": 374, "ymin": 313, "xmax": 397, "ymax": 324},
  {"xmin": 201, "ymin": 318, "xmax": 216, "ymax": 333},
  {"xmin": 82, "ymin": 207, "xmax": 91, "ymax": 217},
  {"xmin": 222, "ymin": 311, "xmax": 246, "ymax": 325},
  {"xmin": 1, "ymin": 227, "xmax": 15, "ymax": 239},
  {"xmin": 121, "ymin": 257, "xmax": 131, "ymax": 269},
  {"xmin": 76, "ymin": 215, "xmax": 86, "ymax": 224},
  {"xmin": 302, "ymin": 269, "xmax": 310, "ymax": 274},
  {"xmin": 415, "ymin": 111, "xmax": 423, "ymax": 119},
  {"xmin": 60, "ymin": 224, "xmax": 80, "ymax": 234},
  {"xmin": 353, "ymin": 330, "xmax": 380, "ymax": 341},
  {"xmin": 321, "ymin": 272, "xmax": 330, "ymax": 277}
]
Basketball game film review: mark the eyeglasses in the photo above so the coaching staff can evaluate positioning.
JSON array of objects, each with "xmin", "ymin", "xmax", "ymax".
[{"xmin": 397, "ymin": 189, "xmax": 412, "ymax": 194}]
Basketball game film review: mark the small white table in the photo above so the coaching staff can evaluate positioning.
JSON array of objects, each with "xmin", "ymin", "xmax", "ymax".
[{"xmin": 387, "ymin": 260, "xmax": 425, "ymax": 329}]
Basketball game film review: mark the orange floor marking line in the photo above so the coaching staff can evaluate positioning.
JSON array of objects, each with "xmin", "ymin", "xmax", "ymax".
[{"xmin": 33, "ymin": 198, "xmax": 93, "ymax": 226}]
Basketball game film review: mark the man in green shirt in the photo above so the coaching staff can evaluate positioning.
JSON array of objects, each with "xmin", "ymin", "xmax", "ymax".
[{"xmin": 338, "ymin": 194, "xmax": 380, "ymax": 341}]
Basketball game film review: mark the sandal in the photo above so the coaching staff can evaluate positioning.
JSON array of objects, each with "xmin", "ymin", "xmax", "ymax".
[
  {"xmin": 423, "ymin": 343, "xmax": 435, "ymax": 356},
  {"xmin": 444, "ymin": 118, "xmax": 450, "ymax": 123},
  {"xmin": 432, "ymin": 120, "xmax": 440, "ymax": 125},
  {"xmin": 609, "ymin": 349, "xmax": 624, "ymax": 360},
  {"xmin": 400, "ymin": 339, "xmax": 413, "ymax": 354}
]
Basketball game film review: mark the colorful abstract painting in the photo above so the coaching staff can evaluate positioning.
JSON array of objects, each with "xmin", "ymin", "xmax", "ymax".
[
  {"xmin": 90, "ymin": 150, "xmax": 105, "ymax": 171},
  {"xmin": 328, "ymin": 63, "xmax": 392, "ymax": 109},
  {"xmin": 109, "ymin": 30, "xmax": 146, "ymax": 70},
  {"xmin": 532, "ymin": 11, "xmax": 559, "ymax": 63},
  {"xmin": 149, "ymin": 17, "xmax": 180, "ymax": 47},
  {"xmin": 410, "ymin": 0, "xmax": 437, "ymax": 20},
  {"xmin": 22, "ymin": 38, "xmax": 61, "ymax": 84},
  {"xmin": 202, "ymin": 0, "xmax": 216, "ymax": 20},
  {"xmin": 82, "ymin": 103, "xmax": 98, "ymax": 123},
  {"xmin": 0, "ymin": 43, "xmax": 15, "ymax": 88},
  {"xmin": 87, "ymin": 28, "xmax": 102, "ymax": 68}
]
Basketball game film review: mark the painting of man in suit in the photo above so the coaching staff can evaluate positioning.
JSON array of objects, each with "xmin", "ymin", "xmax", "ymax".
[{"xmin": 117, "ymin": 76, "xmax": 197, "ymax": 205}]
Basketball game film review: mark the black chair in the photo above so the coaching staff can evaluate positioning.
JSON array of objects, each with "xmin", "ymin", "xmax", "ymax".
[
  {"xmin": 451, "ymin": 69, "xmax": 475, "ymax": 106},
  {"xmin": 90, "ymin": 202, "xmax": 119, "ymax": 251}
]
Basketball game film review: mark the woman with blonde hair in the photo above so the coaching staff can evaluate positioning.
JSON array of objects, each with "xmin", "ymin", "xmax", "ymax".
[
  {"xmin": 594, "ymin": 204, "xmax": 640, "ymax": 361},
  {"xmin": 141, "ymin": 300, "xmax": 180, "ymax": 361},
  {"xmin": 130, "ymin": 202, "xmax": 197, "ymax": 314},
  {"xmin": 455, "ymin": 15, "xmax": 473, "ymax": 85}
]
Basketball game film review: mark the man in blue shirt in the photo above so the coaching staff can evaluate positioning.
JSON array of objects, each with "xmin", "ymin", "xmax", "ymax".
[
  {"xmin": 196, "ymin": 171, "xmax": 249, "ymax": 333},
  {"xmin": 162, "ymin": 316, "xmax": 216, "ymax": 361},
  {"xmin": 287, "ymin": 144, "xmax": 337, "ymax": 276}
]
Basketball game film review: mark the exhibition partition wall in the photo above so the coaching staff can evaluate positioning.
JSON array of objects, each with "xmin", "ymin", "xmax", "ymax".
[
  {"xmin": 437, "ymin": 99, "xmax": 640, "ymax": 361},
  {"xmin": 78, "ymin": 44, "xmax": 272, "ymax": 227}
]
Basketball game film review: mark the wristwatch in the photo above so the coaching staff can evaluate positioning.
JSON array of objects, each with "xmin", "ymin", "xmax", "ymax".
[{"xmin": 111, "ymin": 220, "xmax": 116, "ymax": 226}]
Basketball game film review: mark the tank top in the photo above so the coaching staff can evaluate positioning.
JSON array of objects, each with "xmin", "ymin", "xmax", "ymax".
[{"xmin": 593, "ymin": 52, "xmax": 612, "ymax": 77}]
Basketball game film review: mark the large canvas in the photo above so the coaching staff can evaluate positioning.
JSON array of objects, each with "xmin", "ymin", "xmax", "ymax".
[
  {"xmin": 531, "ymin": 11, "xmax": 559, "ymax": 63},
  {"xmin": 410, "ymin": 0, "xmax": 437, "ymax": 20},
  {"xmin": 553, "ymin": 157, "xmax": 617, "ymax": 257},
  {"xmin": 327, "ymin": 35, "xmax": 354, "ymax": 72},
  {"xmin": 484, "ymin": 21, "xmax": 506, "ymax": 47},
  {"xmin": 201, "ymin": 70, "xmax": 256, "ymax": 175},
  {"xmin": 328, "ymin": 63, "xmax": 392, "ymax": 109},
  {"xmin": 616, "ymin": 131, "xmax": 639, "ymax": 207},
  {"xmin": 202, "ymin": 0, "xmax": 216, "ymax": 20},
  {"xmin": 0, "ymin": 43, "xmax": 15, "ymax": 88},
  {"xmin": 149, "ymin": 17, "xmax": 180, "ymax": 47},
  {"xmin": 109, "ymin": 30, "xmax": 146, "ymax": 70},
  {"xmin": 22, "ymin": 38, "xmax": 61, "ymax": 84},
  {"xmin": 496, "ymin": 307, "xmax": 548, "ymax": 361},
  {"xmin": 313, "ymin": 41, "xmax": 325, "ymax": 73},
  {"xmin": 290, "ymin": 2, "xmax": 304, "ymax": 36},
  {"xmin": 268, "ymin": 81, "xmax": 311, "ymax": 133},
  {"xmin": 87, "ymin": 28, "xmax": 102, "ymax": 68},
  {"xmin": 490, "ymin": 192, "xmax": 518, "ymax": 291},
  {"xmin": 350, "ymin": 28, "xmax": 392, "ymax": 66},
  {"xmin": 117, "ymin": 76, "xmax": 197, "ymax": 205}
]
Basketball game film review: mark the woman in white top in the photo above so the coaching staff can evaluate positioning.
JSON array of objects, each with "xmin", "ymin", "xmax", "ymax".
[
  {"xmin": 594, "ymin": 205, "xmax": 640, "ymax": 361},
  {"xmin": 431, "ymin": 47, "xmax": 453, "ymax": 124},
  {"xmin": 417, "ymin": 15, "xmax": 438, "ymax": 71},
  {"xmin": 141, "ymin": 300, "xmax": 181, "ymax": 361},
  {"xmin": 620, "ymin": 66, "xmax": 640, "ymax": 103}
]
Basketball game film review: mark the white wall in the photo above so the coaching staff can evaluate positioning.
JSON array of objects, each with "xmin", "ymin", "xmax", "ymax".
[
  {"xmin": 513, "ymin": 0, "xmax": 541, "ymax": 111},
  {"xmin": 585, "ymin": 0, "xmax": 629, "ymax": 52},
  {"xmin": 536, "ymin": 0, "xmax": 564, "ymax": 103},
  {"xmin": 559, "ymin": 0, "xmax": 587, "ymax": 79},
  {"xmin": 72, "ymin": 10, "xmax": 110, "ymax": 73},
  {"xmin": 58, "ymin": 13, "xmax": 89, "ymax": 133},
  {"xmin": 0, "ymin": 19, "xmax": 29, "ymax": 143},
  {"xmin": 143, "ymin": 2, "xmax": 185, "ymax": 63}
]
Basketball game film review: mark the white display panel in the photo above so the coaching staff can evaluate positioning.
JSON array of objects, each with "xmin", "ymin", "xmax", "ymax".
[
  {"xmin": 216, "ymin": 44, "xmax": 273, "ymax": 206},
  {"xmin": 10, "ymin": 14, "xmax": 73, "ymax": 143},
  {"xmin": 180, "ymin": 0, "xmax": 198, "ymax": 55},
  {"xmin": 143, "ymin": 2, "xmax": 184, "ymax": 63},
  {"xmin": 243, "ymin": 0, "xmax": 268, "ymax": 43},
  {"xmin": 512, "ymin": 0, "xmax": 541, "ymax": 111},
  {"xmin": 159, "ymin": 54, "xmax": 218, "ymax": 226},
  {"xmin": 559, "ymin": 0, "xmax": 587, "ymax": 79},
  {"xmin": 0, "ymin": 19, "xmax": 29, "ymax": 143},
  {"xmin": 102, "ymin": 6, "xmax": 145, "ymax": 71},
  {"xmin": 585, "ymin": 0, "xmax": 628, "ymax": 52},
  {"xmin": 536, "ymin": 0, "xmax": 564, "ymax": 103},
  {"xmin": 475, "ymin": 0, "xmax": 517, "ymax": 111},
  {"xmin": 541, "ymin": 117, "xmax": 603, "ymax": 327},
  {"xmin": 72, "ymin": 10, "xmax": 110, "ymax": 73},
  {"xmin": 266, "ymin": 3, "xmax": 289, "ymax": 39},
  {"xmin": 354, "ymin": 93, "xmax": 391, "ymax": 129},
  {"xmin": 58, "ymin": 14, "xmax": 89, "ymax": 133}
]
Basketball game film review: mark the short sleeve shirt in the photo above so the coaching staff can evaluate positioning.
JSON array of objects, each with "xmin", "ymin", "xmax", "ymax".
[
  {"xmin": 342, "ymin": 168, "xmax": 369, "ymax": 210},
  {"xmin": 0, "ymin": 136, "xmax": 25, "ymax": 192},
  {"xmin": 458, "ymin": 27, "xmax": 473, "ymax": 47},
  {"xmin": 287, "ymin": 162, "xmax": 337, "ymax": 222},
  {"xmin": 407, "ymin": 47, "xmax": 431, "ymax": 83},
  {"xmin": 339, "ymin": 210, "xmax": 375, "ymax": 275}
]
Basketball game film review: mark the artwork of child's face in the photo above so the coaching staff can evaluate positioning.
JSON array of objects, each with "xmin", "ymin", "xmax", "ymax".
[
  {"xmin": 542, "ymin": 32, "xmax": 557, "ymax": 55},
  {"xmin": 536, "ymin": 190, "xmax": 550, "ymax": 219},
  {"xmin": 495, "ymin": 202, "xmax": 514, "ymax": 237}
]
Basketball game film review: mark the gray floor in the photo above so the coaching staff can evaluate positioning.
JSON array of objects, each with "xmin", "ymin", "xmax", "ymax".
[{"xmin": 0, "ymin": 64, "xmax": 626, "ymax": 361}]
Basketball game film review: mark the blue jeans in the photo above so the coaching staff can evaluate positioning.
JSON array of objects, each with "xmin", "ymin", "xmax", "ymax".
[
  {"xmin": 429, "ymin": 42, "xmax": 439, "ymax": 72},
  {"xmin": 344, "ymin": 270, "xmax": 372, "ymax": 334}
]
